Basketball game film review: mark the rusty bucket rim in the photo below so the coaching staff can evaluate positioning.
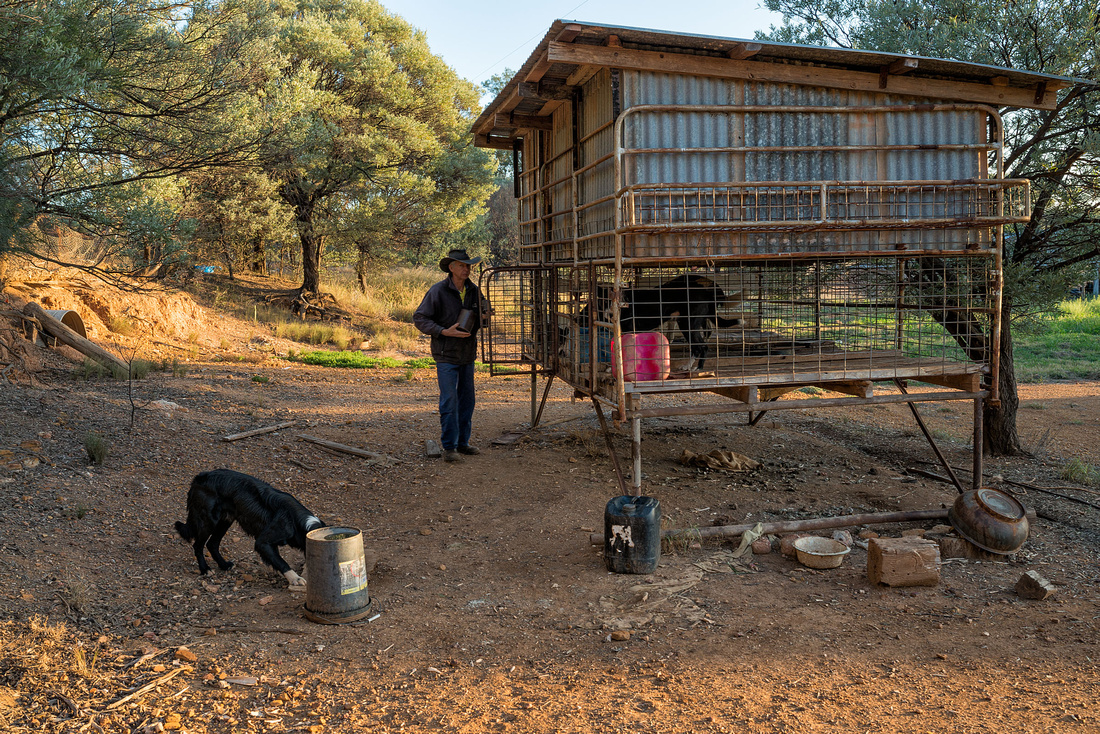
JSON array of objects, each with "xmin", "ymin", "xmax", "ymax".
[
  {"xmin": 303, "ymin": 597, "xmax": 374, "ymax": 625},
  {"xmin": 306, "ymin": 526, "xmax": 361, "ymax": 542}
]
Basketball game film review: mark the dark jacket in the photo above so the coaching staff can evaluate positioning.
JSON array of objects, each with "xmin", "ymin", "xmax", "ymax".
[{"xmin": 413, "ymin": 276, "xmax": 487, "ymax": 365}]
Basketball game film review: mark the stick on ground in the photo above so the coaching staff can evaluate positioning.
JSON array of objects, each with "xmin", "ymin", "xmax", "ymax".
[
  {"xmin": 223, "ymin": 421, "xmax": 298, "ymax": 442},
  {"xmin": 297, "ymin": 434, "xmax": 398, "ymax": 464}
]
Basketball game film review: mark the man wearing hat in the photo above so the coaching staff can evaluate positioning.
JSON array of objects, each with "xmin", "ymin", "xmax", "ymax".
[{"xmin": 413, "ymin": 248, "xmax": 489, "ymax": 462}]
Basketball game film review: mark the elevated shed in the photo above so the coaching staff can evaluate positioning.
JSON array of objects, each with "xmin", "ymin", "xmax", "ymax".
[{"xmin": 472, "ymin": 21, "xmax": 1074, "ymax": 491}]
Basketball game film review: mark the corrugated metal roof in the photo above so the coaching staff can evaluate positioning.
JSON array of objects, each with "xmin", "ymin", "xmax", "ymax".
[{"xmin": 473, "ymin": 19, "xmax": 1082, "ymax": 145}]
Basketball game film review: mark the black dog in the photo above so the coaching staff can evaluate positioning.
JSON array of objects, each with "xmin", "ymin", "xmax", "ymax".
[
  {"xmin": 174, "ymin": 469, "xmax": 323, "ymax": 586},
  {"xmin": 560, "ymin": 274, "xmax": 746, "ymax": 371}
]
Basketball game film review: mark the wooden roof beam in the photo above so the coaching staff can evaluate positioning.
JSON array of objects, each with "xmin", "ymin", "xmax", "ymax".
[
  {"xmin": 879, "ymin": 57, "xmax": 918, "ymax": 89},
  {"xmin": 518, "ymin": 81, "xmax": 574, "ymax": 101},
  {"xmin": 727, "ymin": 42, "xmax": 762, "ymax": 60},
  {"xmin": 476, "ymin": 85, "xmax": 523, "ymax": 135},
  {"xmin": 525, "ymin": 23, "xmax": 584, "ymax": 84},
  {"xmin": 493, "ymin": 112, "xmax": 553, "ymax": 131},
  {"xmin": 474, "ymin": 133, "xmax": 516, "ymax": 150},
  {"xmin": 565, "ymin": 63, "xmax": 600, "ymax": 88},
  {"xmin": 546, "ymin": 41, "xmax": 1060, "ymax": 110}
]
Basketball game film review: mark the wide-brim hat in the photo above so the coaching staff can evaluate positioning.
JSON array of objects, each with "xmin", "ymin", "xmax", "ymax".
[{"xmin": 439, "ymin": 248, "xmax": 482, "ymax": 272}]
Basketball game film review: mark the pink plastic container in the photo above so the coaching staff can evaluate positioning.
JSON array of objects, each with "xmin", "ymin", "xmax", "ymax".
[{"xmin": 613, "ymin": 332, "xmax": 670, "ymax": 382}]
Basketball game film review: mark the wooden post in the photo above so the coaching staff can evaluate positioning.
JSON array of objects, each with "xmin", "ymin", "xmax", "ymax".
[
  {"xmin": 23, "ymin": 302, "xmax": 130, "ymax": 376},
  {"xmin": 867, "ymin": 537, "xmax": 941, "ymax": 587},
  {"xmin": 973, "ymin": 397, "xmax": 983, "ymax": 489},
  {"xmin": 530, "ymin": 363, "xmax": 537, "ymax": 426},
  {"xmin": 631, "ymin": 411, "xmax": 642, "ymax": 495}
]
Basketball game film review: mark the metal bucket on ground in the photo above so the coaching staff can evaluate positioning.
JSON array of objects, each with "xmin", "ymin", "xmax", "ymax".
[
  {"xmin": 45, "ymin": 309, "xmax": 87, "ymax": 338},
  {"xmin": 26, "ymin": 308, "xmax": 87, "ymax": 346},
  {"xmin": 303, "ymin": 526, "xmax": 373, "ymax": 624}
]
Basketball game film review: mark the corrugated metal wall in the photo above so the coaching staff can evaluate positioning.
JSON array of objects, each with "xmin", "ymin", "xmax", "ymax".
[
  {"xmin": 548, "ymin": 103, "xmax": 575, "ymax": 261},
  {"xmin": 619, "ymin": 70, "xmax": 992, "ymax": 257},
  {"xmin": 521, "ymin": 68, "xmax": 1000, "ymax": 262},
  {"xmin": 576, "ymin": 69, "xmax": 616, "ymax": 260}
]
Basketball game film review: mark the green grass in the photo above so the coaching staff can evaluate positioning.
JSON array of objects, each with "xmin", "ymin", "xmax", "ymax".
[
  {"xmin": 272, "ymin": 320, "xmax": 360, "ymax": 350},
  {"xmin": 77, "ymin": 358, "xmax": 154, "ymax": 380},
  {"xmin": 293, "ymin": 351, "xmax": 438, "ymax": 369},
  {"xmin": 1015, "ymin": 298, "xmax": 1100, "ymax": 382},
  {"xmin": 1060, "ymin": 458, "xmax": 1100, "ymax": 487},
  {"xmin": 84, "ymin": 432, "xmax": 109, "ymax": 465}
]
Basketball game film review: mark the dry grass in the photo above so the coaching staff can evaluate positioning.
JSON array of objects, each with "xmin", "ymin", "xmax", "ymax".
[
  {"xmin": 108, "ymin": 315, "xmax": 135, "ymax": 336},
  {"xmin": 324, "ymin": 267, "xmax": 439, "ymax": 323},
  {"xmin": 0, "ymin": 617, "xmax": 190, "ymax": 732},
  {"xmin": 564, "ymin": 428, "xmax": 606, "ymax": 459},
  {"xmin": 272, "ymin": 320, "xmax": 360, "ymax": 350}
]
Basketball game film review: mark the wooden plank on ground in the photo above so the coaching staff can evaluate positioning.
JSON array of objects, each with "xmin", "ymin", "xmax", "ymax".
[
  {"xmin": 297, "ymin": 434, "xmax": 398, "ymax": 465},
  {"xmin": 224, "ymin": 421, "xmax": 298, "ymax": 442}
]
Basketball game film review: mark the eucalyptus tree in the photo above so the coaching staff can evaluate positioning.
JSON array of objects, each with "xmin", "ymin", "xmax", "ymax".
[
  {"xmin": 477, "ymin": 70, "xmax": 520, "ymax": 264},
  {"xmin": 257, "ymin": 0, "xmax": 494, "ymax": 293},
  {"xmin": 182, "ymin": 168, "xmax": 293, "ymax": 277},
  {"xmin": 759, "ymin": 0, "xmax": 1100, "ymax": 454},
  {"xmin": 0, "ymin": 0, "xmax": 268, "ymax": 273},
  {"xmin": 338, "ymin": 142, "xmax": 495, "ymax": 288}
]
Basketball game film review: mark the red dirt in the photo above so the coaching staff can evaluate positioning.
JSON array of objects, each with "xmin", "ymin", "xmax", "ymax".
[{"xmin": 0, "ymin": 273, "xmax": 1097, "ymax": 733}]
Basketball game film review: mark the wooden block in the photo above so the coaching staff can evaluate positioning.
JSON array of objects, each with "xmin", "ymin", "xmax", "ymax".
[
  {"xmin": 868, "ymin": 537, "xmax": 941, "ymax": 587},
  {"xmin": 1015, "ymin": 570, "xmax": 1056, "ymax": 600},
  {"xmin": 425, "ymin": 439, "xmax": 441, "ymax": 458}
]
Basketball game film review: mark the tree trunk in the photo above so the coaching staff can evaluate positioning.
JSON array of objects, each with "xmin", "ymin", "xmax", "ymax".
[
  {"xmin": 295, "ymin": 206, "xmax": 322, "ymax": 293},
  {"xmin": 983, "ymin": 299, "xmax": 1022, "ymax": 456},
  {"xmin": 220, "ymin": 248, "xmax": 235, "ymax": 280},
  {"xmin": 250, "ymin": 236, "xmax": 267, "ymax": 275},
  {"xmin": 355, "ymin": 245, "xmax": 369, "ymax": 293}
]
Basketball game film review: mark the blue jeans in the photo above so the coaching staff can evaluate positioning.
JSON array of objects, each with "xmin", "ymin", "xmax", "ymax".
[{"xmin": 436, "ymin": 362, "xmax": 475, "ymax": 450}]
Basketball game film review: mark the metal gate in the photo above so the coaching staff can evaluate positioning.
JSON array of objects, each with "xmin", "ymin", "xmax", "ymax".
[{"xmin": 478, "ymin": 266, "xmax": 556, "ymax": 376}]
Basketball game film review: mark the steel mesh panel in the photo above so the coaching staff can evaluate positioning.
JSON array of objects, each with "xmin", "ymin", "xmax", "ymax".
[{"xmin": 487, "ymin": 256, "xmax": 994, "ymax": 404}]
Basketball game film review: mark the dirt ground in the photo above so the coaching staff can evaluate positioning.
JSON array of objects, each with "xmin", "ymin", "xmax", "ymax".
[{"xmin": 0, "ymin": 272, "xmax": 1098, "ymax": 734}]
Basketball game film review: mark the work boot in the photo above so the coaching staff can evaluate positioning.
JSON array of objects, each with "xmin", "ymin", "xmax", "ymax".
[
  {"xmin": 443, "ymin": 449, "xmax": 463, "ymax": 462},
  {"xmin": 457, "ymin": 445, "xmax": 480, "ymax": 455}
]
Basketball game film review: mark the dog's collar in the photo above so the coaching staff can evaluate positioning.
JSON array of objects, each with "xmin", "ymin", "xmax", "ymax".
[{"xmin": 305, "ymin": 516, "xmax": 322, "ymax": 531}]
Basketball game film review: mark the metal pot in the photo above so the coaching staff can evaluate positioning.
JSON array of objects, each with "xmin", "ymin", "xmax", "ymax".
[{"xmin": 947, "ymin": 487, "xmax": 1029, "ymax": 555}]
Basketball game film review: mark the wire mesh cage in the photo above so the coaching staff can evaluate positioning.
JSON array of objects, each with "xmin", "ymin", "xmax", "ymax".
[{"xmin": 482, "ymin": 255, "xmax": 996, "ymax": 407}]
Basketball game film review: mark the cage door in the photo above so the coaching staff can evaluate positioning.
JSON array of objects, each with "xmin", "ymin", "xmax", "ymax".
[{"xmin": 478, "ymin": 266, "xmax": 555, "ymax": 375}]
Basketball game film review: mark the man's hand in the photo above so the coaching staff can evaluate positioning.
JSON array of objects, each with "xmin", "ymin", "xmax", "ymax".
[{"xmin": 441, "ymin": 323, "xmax": 471, "ymax": 337}]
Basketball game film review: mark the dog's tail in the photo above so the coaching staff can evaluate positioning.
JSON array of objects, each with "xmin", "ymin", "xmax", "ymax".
[{"xmin": 175, "ymin": 520, "xmax": 195, "ymax": 541}]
